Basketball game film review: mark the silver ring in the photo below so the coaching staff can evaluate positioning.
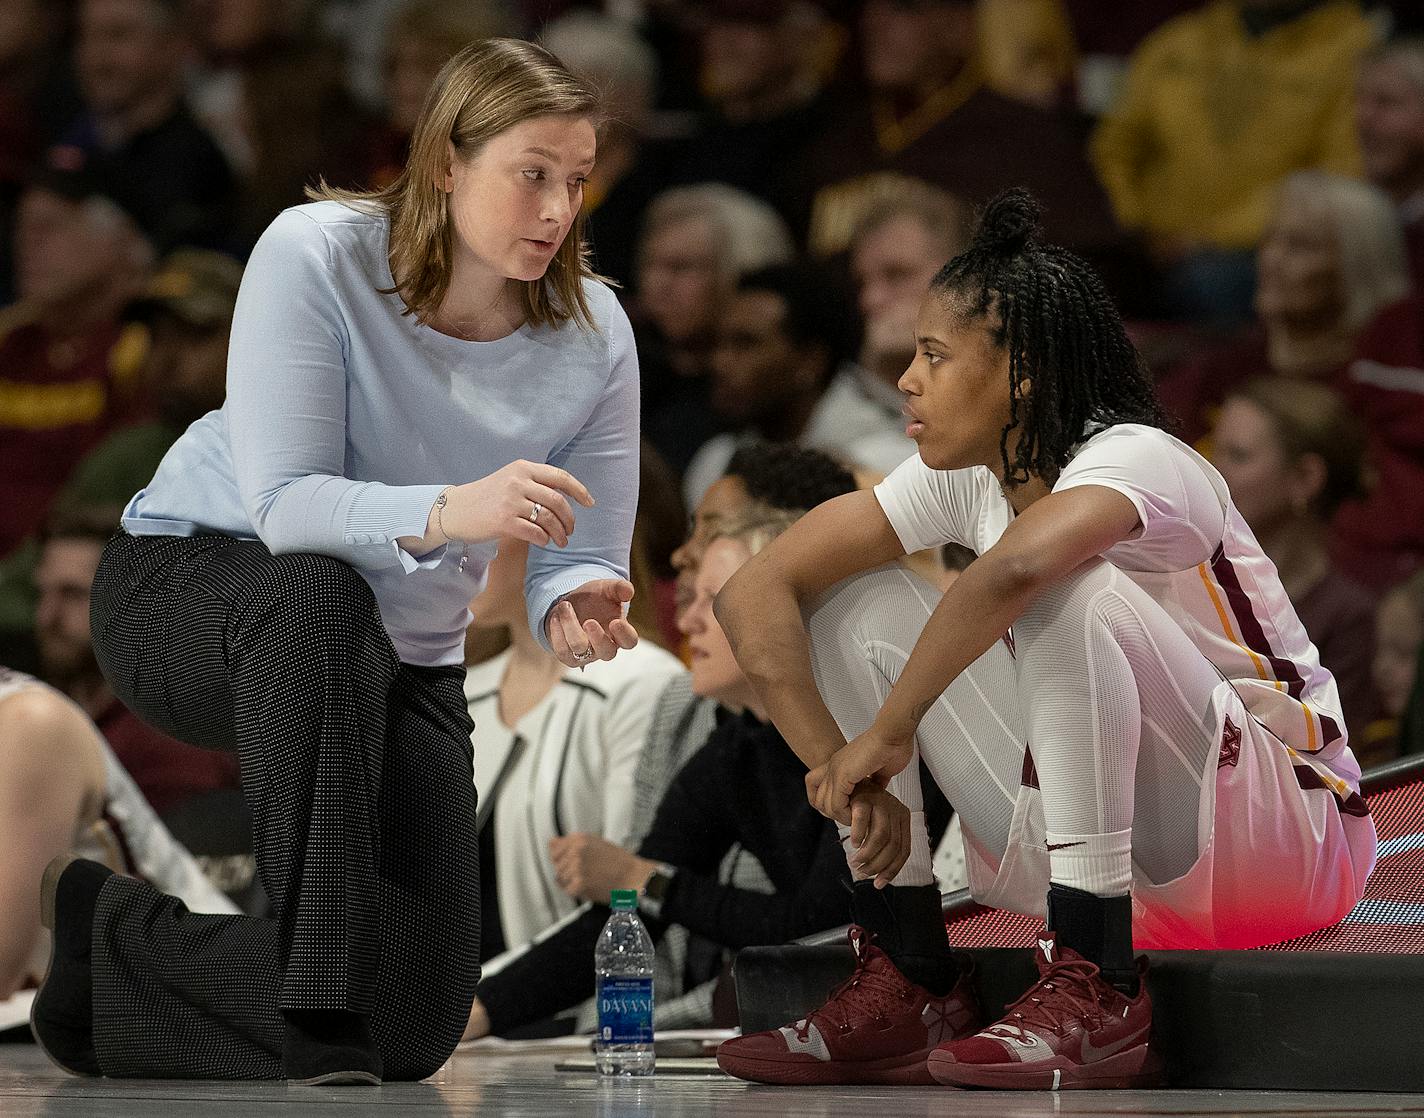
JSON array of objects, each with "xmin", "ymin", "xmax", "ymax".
[
  {"xmin": 574, "ymin": 646, "xmax": 595, "ymax": 663},
  {"xmin": 529, "ymin": 502, "xmax": 542, "ymax": 523}
]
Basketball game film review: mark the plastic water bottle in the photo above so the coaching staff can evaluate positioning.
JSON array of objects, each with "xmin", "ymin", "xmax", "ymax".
[{"xmin": 594, "ymin": 888, "xmax": 655, "ymax": 1076}]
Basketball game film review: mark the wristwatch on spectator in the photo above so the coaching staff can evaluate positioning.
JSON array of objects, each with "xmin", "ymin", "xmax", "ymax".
[{"xmin": 638, "ymin": 863, "xmax": 677, "ymax": 920}]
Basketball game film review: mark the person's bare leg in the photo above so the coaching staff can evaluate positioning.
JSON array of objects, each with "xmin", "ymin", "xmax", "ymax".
[{"xmin": 0, "ymin": 687, "xmax": 104, "ymax": 998}]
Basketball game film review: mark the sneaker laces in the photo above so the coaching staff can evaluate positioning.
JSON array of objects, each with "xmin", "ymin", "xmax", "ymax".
[
  {"xmin": 797, "ymin": 934, "xmax": 912, "ymax": 1039},
  {"xmin": 992, "ymin": 960, "xmax": 1110, "ymax": 1040}
]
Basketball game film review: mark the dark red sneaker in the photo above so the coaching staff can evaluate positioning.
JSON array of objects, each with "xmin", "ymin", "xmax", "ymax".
[
  {"xmin": 927, "ymin": 929, "xmax": 1163, "ymax": 1090},
  {"xmin": 717, "ymin": 926, "xmax": 983, "ymax": 1086}
]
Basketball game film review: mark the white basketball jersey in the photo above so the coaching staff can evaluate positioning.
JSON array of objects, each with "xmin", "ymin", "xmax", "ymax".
[{"xmin": 875, "ymin": 423, "xmax": 1364, "ymax": 809}]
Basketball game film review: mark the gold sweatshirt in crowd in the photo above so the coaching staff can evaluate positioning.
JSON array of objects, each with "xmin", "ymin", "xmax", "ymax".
[{"xmin": 1092, "ymin": 0, "xmax": 1376, "ymax": 251}]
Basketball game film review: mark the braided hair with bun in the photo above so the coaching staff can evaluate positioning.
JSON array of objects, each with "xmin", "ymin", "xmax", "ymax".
[{"xmin": 930, "ymin": 188, "xmax": 1166, "ymax": 486}]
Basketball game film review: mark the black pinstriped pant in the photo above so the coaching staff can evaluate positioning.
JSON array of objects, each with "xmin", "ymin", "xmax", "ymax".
[{"xmin": 88, "ymin": 531, "xmax": 480, "ymax": 1080}]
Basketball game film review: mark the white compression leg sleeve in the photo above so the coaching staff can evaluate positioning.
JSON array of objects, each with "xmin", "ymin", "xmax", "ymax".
[
  {"xmin": 1013, "ymin": 560, "xmax": 1223, "ymax": 894},
  {"xmin": 805, "ymin": 564, "xmax": 1027, "ymax": 886}
]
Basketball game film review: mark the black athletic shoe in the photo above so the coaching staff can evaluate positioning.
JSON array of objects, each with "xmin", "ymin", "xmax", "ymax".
[{"xmin": 30, "ymin": 854, "xmax": 113, "ymax": 1077}]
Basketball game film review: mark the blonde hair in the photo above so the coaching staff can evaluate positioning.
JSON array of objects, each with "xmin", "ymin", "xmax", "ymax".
[
  {"xmin": 976, "ymin": 0, "xmax": 1076, "ymax": 107},
  {"xmin": 848, "ymin": 174, "xmax": 971, "ymax": 259},
  {"xmin": 1225, "ymin": 377, "xmax": 1367, "ymax": 518},
  {"xmin": 309, "ymin": 37, "xmax": 603, "ymax": 330},
  {"xmin": 1275, "ymin": 171, "xmax": 1410, "ymax": 335},
  {"xmin": 707, "ymin": 510, "xmax": 801, "ymax": 559},
  {"xmin": 639, "ymin": 183, "xmax": 794, "ymax": 290}
]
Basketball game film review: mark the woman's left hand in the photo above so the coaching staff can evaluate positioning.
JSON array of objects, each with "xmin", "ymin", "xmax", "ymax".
[
  {"xmin": 806, "ymin": 726, "xmax": 915, "ymax": 823},
  {"xmin": 546, "ymin": 579, "xmax": 639, "ymax": 668},
  {"xmin": 549, "ymin": 832, "xmax": 656, "ymax": 904}
]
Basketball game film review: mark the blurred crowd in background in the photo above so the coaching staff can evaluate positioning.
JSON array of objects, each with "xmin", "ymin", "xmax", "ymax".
[{"xmin": 3, "ymin": 0, "xmax": 1424, "ymax": 917}]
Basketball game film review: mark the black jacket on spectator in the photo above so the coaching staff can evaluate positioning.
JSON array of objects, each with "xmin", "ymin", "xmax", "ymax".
[
  {"xmin": 665, "ymin": 95, "xmax": 829, "ymax": 245},
  {"xmin": 636, "ymin": 321, "xmax": 731, "ymax": 479},
  {"xmin": 55, "ymin": 105, "xmax": 236, "ymax": 254},
  {"xmin": 476, "ymin": 709, "xmax": 852, "ymax": 1035}
]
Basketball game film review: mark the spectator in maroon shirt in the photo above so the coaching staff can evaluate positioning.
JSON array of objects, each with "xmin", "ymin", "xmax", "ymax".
[
  {"xmin": 798, "ymin": 0, "xmax": 1119, "ymax": 260},
  {"xmin": 1369, "ymin": 570, "xmax": 1424, "ymax": 765},
  {"xmin": 1158, "ymin": 171, "xmax": 1410, "ymax": 446},
  {"xmin": 0, "ymin": 164, "xmax": 156, "ymax": 557},
  {"xmin": 1210, "ymin": 376, "xmax": 1378, "ymax": 745},
  {"xmin": 33, "ymin": 503, "xmax": 241, "ymax": 815},
  {"xmin": 1061, "ymin": 0, "xmax": 1202, "ymax": 60},
  {"xmin": 1356, "ymin": 37, "xmax": 1424, "ymax": 290},
  {"xmin": 1335, "ymin": 294, "xmax": 1424, "ymax": 589}
]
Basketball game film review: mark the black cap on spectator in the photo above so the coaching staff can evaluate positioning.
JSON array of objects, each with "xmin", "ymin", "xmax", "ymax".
[{"xmin": 26, "ymin": 146, "xmax": 161, "ymax": 245}]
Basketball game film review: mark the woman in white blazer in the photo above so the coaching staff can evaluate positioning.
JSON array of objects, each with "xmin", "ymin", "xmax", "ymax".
[{"xmin": 464, "ymin": 538, "xmax": 684, "ymax": 962}]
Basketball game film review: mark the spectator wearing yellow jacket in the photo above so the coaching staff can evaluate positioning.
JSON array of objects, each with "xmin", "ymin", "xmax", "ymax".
[{"xmin": 1092, "ymin": 0, "xmax": 1378, "ymax": 321}]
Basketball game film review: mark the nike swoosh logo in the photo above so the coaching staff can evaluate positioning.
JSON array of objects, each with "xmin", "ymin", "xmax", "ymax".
[
  {"xmin": 984, "ymin": 1027, "xmax": 1051, "ymax": 1055},
  {"xmin": 1080, "ymin": 1023, "xmax": 1151, "ymax": 1062},
  {"xmin": 1045, "ymin": 841, "xmax": 1085, "ymax": 852}
]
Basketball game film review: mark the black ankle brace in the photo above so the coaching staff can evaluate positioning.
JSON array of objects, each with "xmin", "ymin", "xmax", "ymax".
[
  {"xmin": 850, "ymin": 881, "xmax": 958, "ymax": 995},
  {"xmin": 1046, "ymin": 883, "xmax": 1138, "ymax": 995}
]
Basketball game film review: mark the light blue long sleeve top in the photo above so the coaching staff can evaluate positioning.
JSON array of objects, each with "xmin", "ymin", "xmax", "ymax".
[{"xmin": 122, "ymin": 201, "xmax": 639, "ymax": 666}]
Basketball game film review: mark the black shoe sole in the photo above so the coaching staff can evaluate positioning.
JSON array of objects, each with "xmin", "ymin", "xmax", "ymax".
[{"xmin": 31, "ymin": 854, "xmax": 101, "ymax": 1078}]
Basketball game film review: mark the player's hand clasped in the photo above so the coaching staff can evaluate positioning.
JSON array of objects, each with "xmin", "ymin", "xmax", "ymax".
[
  {"xmin": 435, "ymin": 460, "xmax": 640, "ymax": 669},
  {"xmin": 805, "ymin": 727, "xmax": 917, "ymax": 888},
  {"xmin": 806, "ymin": 724, "xmax": 915, "ymax": 822},
  {"xmin": 846, "ymin": 782, "xmax": 912, "ymax": 888}
]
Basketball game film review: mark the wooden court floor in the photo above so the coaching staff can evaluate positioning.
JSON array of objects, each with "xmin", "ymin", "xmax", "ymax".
[{"xmin": 4, "ymin": 1044, "xmax": 1423, "ymax": 1117}]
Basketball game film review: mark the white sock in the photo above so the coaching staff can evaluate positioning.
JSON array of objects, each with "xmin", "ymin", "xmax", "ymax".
[{"xmin": 1045, "ymin": 827, "xmax": 1133, "ymax": 895}]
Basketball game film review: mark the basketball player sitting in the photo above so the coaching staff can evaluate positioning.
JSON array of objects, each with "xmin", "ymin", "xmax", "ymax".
[{"xmin": 713, "ymin": 190, "xmax": 1377, "ymax": 1091}]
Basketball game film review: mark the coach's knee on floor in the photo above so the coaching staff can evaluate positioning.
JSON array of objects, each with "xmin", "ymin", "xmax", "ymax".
[{"xmin": 377, "ymin": 983, "xmax": 477, "ymax": 1081}]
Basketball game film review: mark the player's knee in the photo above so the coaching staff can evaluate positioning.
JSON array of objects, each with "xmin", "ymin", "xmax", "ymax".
[
  {"xmin": 271, "ymin": 553, "xmax": 377, "ymax": 618},
  {"xmin": 1016, "ymin": 559, "xmax": 1120, "ymax": 650},
  {"xmin": 807, "ymin": 564, "xmax": 932, "ymax": 664}
]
